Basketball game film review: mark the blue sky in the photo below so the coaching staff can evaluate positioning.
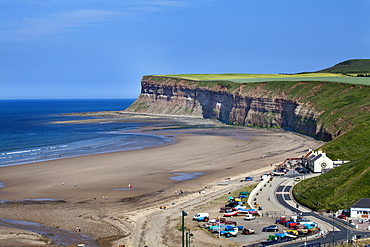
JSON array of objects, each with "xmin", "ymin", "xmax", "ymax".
[{"xmin": 1, "ymin": 0, "xmax": 369, "ymax": 99}]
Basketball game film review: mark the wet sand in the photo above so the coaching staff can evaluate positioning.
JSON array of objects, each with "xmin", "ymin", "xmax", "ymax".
[{"xmin": 0, "ymin": 118, "xmax": 324, "ymax": 246}]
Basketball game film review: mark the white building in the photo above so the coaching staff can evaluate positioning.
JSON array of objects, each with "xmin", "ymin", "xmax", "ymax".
[
  {"xmin": 350, "ymin": 198, "xmax": 370, "ymax": 219},
  {"xmin": 304, "ymin": 149, "xmax": 333, "ymax": 173}
]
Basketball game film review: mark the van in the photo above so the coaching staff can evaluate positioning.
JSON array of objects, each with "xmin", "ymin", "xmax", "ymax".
[{"xmin": 193, "ymin": 213, "xmax": 209, "ymax": 221}]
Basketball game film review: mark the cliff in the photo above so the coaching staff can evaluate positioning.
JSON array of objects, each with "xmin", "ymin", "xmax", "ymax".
[{"xmin": 125, "ymin": 75, "xmax": 367, "ymax": 141}]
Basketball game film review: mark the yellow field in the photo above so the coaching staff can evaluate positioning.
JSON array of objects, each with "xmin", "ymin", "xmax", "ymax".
[{"xmin": 158, "ymin": 73, "xmax": 347, "ymax": 81}]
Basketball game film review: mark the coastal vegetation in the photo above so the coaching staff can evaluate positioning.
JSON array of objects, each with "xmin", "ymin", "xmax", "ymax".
[
  {"xmin": 316, "ymin": 59, "xmax": 370, "ymax": 74},
  {"xmin": 151, "ymin": 59, "xmax": 370, "ymax": 212},
  {"xmin": 160, "ymin": 60, "xmax": 370, "ymax": 85}
]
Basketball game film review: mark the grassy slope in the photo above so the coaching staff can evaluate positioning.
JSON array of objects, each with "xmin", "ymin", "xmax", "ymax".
[
  {"xmin": 316, "ymin": 59, "xmax": 370, "ymax": 74},
  {"xmin": 291, "ymin": 59, "xmax": 370, "ymax": 210},
  {"xmin": 154, "ymin": 59, "xmax": 370, "ymax": 211},
  {"xmin": 294, "ymin": 153, "xmax": 370, "ymax": 211}
]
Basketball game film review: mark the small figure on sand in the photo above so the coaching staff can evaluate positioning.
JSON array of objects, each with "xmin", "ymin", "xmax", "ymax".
[
  {"xmin": 76, "ymin": 226, "xmax": 81, "ymax": 232},
  {"xmin": 128, "ymin": 184, "xmax": 132, "ymax": 189}
]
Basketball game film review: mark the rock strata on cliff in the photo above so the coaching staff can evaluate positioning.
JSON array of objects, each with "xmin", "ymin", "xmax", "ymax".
[{"xmin": 125, "ymin": 75, "xmax": 367, "ymax": 141}]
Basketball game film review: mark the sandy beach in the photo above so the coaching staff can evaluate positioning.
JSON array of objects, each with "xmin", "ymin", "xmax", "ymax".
[{"xmin": 0, "ymin": 117, "xmax": 324, "ymax": 246}]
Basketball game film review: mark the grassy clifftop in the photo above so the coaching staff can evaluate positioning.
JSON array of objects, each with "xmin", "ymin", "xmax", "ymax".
[{"xmin": 159, "ymin": 61, "xmax": 370, "ymax": 85}]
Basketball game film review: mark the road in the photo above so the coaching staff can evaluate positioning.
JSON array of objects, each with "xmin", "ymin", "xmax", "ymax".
[{"xmin": 274, "ymin": 170, "xmax": 369, "ymax": 246}]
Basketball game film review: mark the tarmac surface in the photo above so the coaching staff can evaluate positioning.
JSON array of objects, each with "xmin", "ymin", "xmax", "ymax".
[{"xmin": 220, "ymin": 169, "xmax": 361, "ymax": 246}]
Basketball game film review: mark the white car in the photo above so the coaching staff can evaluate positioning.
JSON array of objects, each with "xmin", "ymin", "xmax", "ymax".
[
  {"xmin": 192, "ymin": 213, "xmax": 209, "ymax": 221},
  {"xmin": 244, "ymin": 214, "xmax": 256, "ymax": 220}
]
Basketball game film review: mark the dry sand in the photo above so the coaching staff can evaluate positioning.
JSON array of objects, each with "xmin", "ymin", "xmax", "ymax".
[{"xmin": 0, "ymin": 119, "xmax": 324, "ymax": 246}]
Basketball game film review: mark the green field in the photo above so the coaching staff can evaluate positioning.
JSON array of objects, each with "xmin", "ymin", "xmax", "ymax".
[
  {"xmin": 226, "ymin": 77, "xmax": 370, "ymax": 85},
  {"xmin": 160, "ymin": 72, "xmax": 346, "ymax": 80},
  {"xmin": 159, "ymin": 73, "xmax": 370, "ymax": 86}
]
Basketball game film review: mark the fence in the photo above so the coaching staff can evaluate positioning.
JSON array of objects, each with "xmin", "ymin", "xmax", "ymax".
[{"xmin": 265, "ymin": 211, "xmax": 287, "ymax": 218}]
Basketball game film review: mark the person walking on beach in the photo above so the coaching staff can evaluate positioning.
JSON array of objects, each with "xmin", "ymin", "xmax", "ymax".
[{"xmin": 128, "ymin": 184, "xmax": 132, "ymax": 189}]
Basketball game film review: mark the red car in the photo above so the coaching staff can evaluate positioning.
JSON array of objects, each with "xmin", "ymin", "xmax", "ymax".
[{"xmin": 337, "ymin": 215, "xmax": 347, "ymax": 220}]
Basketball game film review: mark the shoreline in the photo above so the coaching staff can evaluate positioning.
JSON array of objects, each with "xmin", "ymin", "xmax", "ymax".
[
  {"xmin": 0, "ymin": 112, "xmax": 221, "ymax": 168},
  {"xmin": 0, "ymin": 117, "xmax": 325, "ymax": 246}
]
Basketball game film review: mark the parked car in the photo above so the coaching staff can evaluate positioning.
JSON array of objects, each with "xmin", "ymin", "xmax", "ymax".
[
  {"xmin": 295, "ymin": 167, "xmax": 303, "ymax": 172},
  {"xmin": 224, "ymin": 220, "xmax": 237, "ymax": 226},
  {"xmin": 337, "ymin": 214, "xmax": 347, "ymax": 220},
  {"xmin": 245, "ymin": 177, "xmax": 253, "ymax": 181},
  {"xmin": 220, "ymin": 228, "xmax": 238, "ymax": 238},
  {"xmin": 244, "ymin": 214, "xmax": 256, "ymax": 221},
  {"xmin": 278, "ymin": 168, "xmax": 289, "ymax": 173},
  {"xmin": 225, "ymin": 201, "xmax": 239, "ymax": 208},
  {"xmin": 193, "ymin": 213, "xmax": 209, "ymax": 222},
  {"xmin": 294, "ymin": 177, "xmax": 301, "ymax": 181},
  {"xmin": 341, "ymin": 209, "xmax": 350, "ymax": 216},
  {"xmin": 262, "ymin": 225, "xmax": 279, "ymax": 232},
  {"xmin": 298, "ymin": 168, "xmax": 308, "ymax": 174},
  {"xmin": 242, "ymin": 228, "xmax": 255, "ymax": 234}
]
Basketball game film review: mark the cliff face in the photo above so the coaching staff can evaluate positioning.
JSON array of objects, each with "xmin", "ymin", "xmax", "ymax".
[{"xmin": 125, "ymin": 76, "xmax": 332, "ymax": 140}]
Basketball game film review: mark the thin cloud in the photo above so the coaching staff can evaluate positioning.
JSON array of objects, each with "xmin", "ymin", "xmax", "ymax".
[
  {"xmin": 0, "ymin": 0, "xmax": 188, "ymax": 43},
  {"xmin": 0, "ymin": 9, "xmax": 122, "ymax": 42}
]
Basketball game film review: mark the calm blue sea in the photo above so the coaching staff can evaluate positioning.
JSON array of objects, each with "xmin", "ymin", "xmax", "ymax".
[{"xmin": 0, "ymin": 99, "xmax": 174, "ymax": 167}]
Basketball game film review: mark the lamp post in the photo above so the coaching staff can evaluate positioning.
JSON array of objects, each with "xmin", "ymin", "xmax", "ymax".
[
  {"xmin": 328, "ymin": 203, "xmax": 335, "ymax": 245},
  {"xmin": 341, "ymin": 191, "xmax": 350, "ymax": 244},
  {"xmin": 186, "ymin": 229, "xmax": 194, "ymax": 247},
  {"xmin": 332, "ymin": 210, "xmax": 335, "ymax": 245},
  {"xmin": 347, "ymin": 192, "xmax": 350, "ymax": 245},
  {"xmin": 181, "ymin": 211, "xmax": 187, "ymax": 247}
]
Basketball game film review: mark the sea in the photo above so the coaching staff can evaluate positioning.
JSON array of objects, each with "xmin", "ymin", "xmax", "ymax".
[{"xmin": 0, "ymin": 99, "xmax": 175, "ymax": 167}]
